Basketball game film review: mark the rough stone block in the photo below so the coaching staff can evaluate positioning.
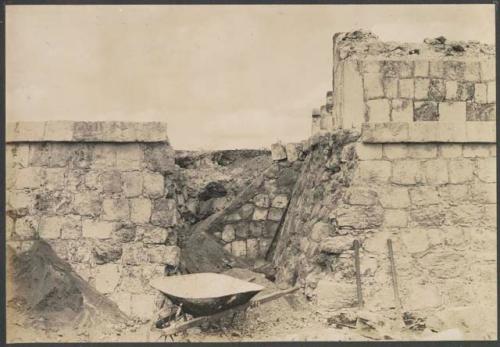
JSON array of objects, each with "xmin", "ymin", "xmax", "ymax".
[
  {"xmin": 429, "ymin": 61, "xmax": 444, "ymax": 78},
  {"xmin": 471, "ymin": 183, "xmax": 496, "ymax": 204},
  {"xmin": 438, "ymin": 102, "xmax": 466, "ymax": 122},
  {"xmin": 130, "ymin": 294, "xmax": 156, "ymax": 320},
  {"xmin": 474, "ymin": 83, "xmax": 488, "ymax": 103},
  {"xmin": 82, "ymin": 219, "xmax": 114, "ymax": 239},
  {"xmin": 377, "ymin": 186, "xmax": 410, "ymax": 208},
  {"xmin": 130, "ymin": 198, "xmax": 152, "ymax": 224},
  {"xmin": 398, "ymin": 78, "xmax": 414, "ymax": 99},
  {"xmin": 445, "ymin": 81, "xmax": 458, "ymax": 100},
  {"xmin": 231, "ymin": 240, "xmax": 246, "ymax": 257},
  {"xmin": 259, "ymin": 238, "xmax": 272, "ymax": 257},
  {"xmin": 422, "ymin": 159, "xmax": 448, "ymax": 185},
  {"xmin": 465, "ymin": 121, "xmax": 496, "ymax": 142},
  {"xmin": 448, "ymin": 159, "xmax": 475, "ymax": 184},
  {"xmin": 252, "ymin": 208, "xmax": 268, "ymax": 221},
  {"xmin": 476, "ymin": 158, "xmax": 496, "ymax": 183},
  {"xmin": 487, "ymin": 81, "xmax": 496, "ymax": 103},
  {"xmin": 336, "ymin": 205, "xmax": 384, "ymax": 229},
  {"xmin": 6, "ymin": 121, "xmax": 45, "ymax": 142},
  {"xmin": 95, "ymin": 264, "xmax": 121, "ymax": 294},
  {"xmin": 414, "ymin": 101, "xmax": 439, "ymax": 121},
  {"xmin": 383, "ymin": 77, "xmax": 398, "ymax": 98},
  {"xmin": 359, "ymin": 60, "xmax": 380, "ymax": 73},
  {"xmin": 222, "ymin": 225, "xmax": 236, "ymax": 243},
  {"xmin": 444, "ymin": 60, "xmax": 466, "ymax": 80},
  {"xmin": 15, "ymin": 167, "xmax": 43, "ymax": 189},
  {"xmin": 13, "ymin": 216, "xmax": 39, "ymax": 240},
  {"xmin": 463, "ymin": 144, "xmax": 491, "ymax": 158},
  {"xmin": 234, "ymin": 223, "xmax": 249, "ymax": 238},
  {"xmin": 361, "ymin": 122, "xmax": 409, "ymax": 143},
  {"xmin": 92, "ymin": 144, "xmax": 117, "ymax": 169},
  {"xmin": 345, "ymin": 187, "xmax": 378, "ymax": 206},
  {"xmin": 355, "ymin": 143, "xmax": 383, "ymax": 160},
  {"xmin": 457, "ymin": 81, "xmax": 475, "ymax": 101},
  {"xmin": 272, "ymin": 194, "xmax": 289, "ymax": 208},
  {"xmin": 8, "ymin": 144, "xmax": 30, "ymax": 168},
  {"xmin": 246, "ymin": 239, "xmax": 259, "ymax": 258},
  {"xmin": 383, "ymin": 144, "xmax": 408, "ymax": 159},
  {"xmin": 354, "ymin": 160, "xmax": 392, "ymax": 183},
  {"xmin": 144, "ymin": 144, "xmax": 176, "ymax": 173},
  {"xmin": 463, "ymin": 61, "xmax": 481, "ymax": 81},
  {"xmin": 100, "ymin": 170, "xmax": 122, "ymax": 194},
  {"xmin": 438, "ymin": 185, "xmax": 469, "ymax": 202},
  {"xmin": 271, "ymin": 143, "xmax": 287, "ymax": 161},
  {"xmin": 43, "ymin": 121, "xmax": 74, "ymax": 141},
  {"xmin": 392, "ymin": 160, "xmax": 424, "ymax": 185},
  {"xmin": 121, "ymin": 171, "xmax": 143, "ymax": 198},
  {"xmin": 148, "ymin": 245, "xmax": 180, "ymax": 266},
  {"xmin": 238, "ymin": 204, "xmax": 255, "ymax": 220},
  {"xmin": 414, "ymin": 78, "xmax": 430, "ymax": 100},
  {"xmin": 28, "ymin": 143, "xmax": 50, "ymax": 167},
  {"xmin": 39, "ymin": 215, "xmax": 81, "ymax": 240},
  {"xmin": 45, "ymin": 168, "xmax": 66, "ymax": 191},
  {"xmin": 320, "ymin": 236, "xmax": 355, "ymax": 254},
  {"xmin": 466, "ymin": 102, "xmax": 496, "ymax": 121},
  {"xmin": 363, "ymin": 73, "xmax": 384, "ymax": 99},
  {"xmin": 488, "ymin": 143, "xmax": 496, "ymax": 156},
  {"xmin": 151, "ymin": 199, "xmax": 178, "ymax": 227},
  {"xmin": 115, "ymin": 144, "xmax": 144, "ymax": 170},
  {"xmin": 391, "ymin": 99, "xmax": 413, "ymax": 122},
  {"xmin": 384, "ymin": 209, "xmax": 408, "ymax": 228},
  {"xmin": 122, "ymin": 243, "xmax": 148, "ymax": 265},
  {"xmin": 268, "ymin": 207, "xmax": 284, "ymax": 222},
  {"xmin": 414, "ymin": 60, "xmax": 429, "ymax": 77},
  {"xmin": 249, "ymin": 222, "xmax": 263, "ymax": 237},
  {"xmin": 223, "ymin": 243, "xmax": 232, "ymax": 254},
  {"xmin": 102, "ymin": 198, "xmax": 130, "ymax": 221},
  {"xmin": 410, "ymin": 205, "xmax": 445, "ymax": 227},
  {"xmin": 134, "ymin": 122, "xmax": 169, "ymax": 142},
  {"xmin": 439, "ymin": 144, "xmax": 462, "ymax": 158},
  {"xmin": 366, "ymin": 99, "xmax": 390, "ymax": 123},
  {"xmin": 446, "ymin": 204, "xmax": 484, "ymax": 227},
  {"xmin": 143, "ymin": 172, "xmax": 164, "ymax": 198},
  {"xmin": 73, "ymin": 191, "xmax": 101, "ymax": 217},
  {"xmin": 480, "ymin": 59, "xmax": 495, "ymax": 81},
  {"xmin": 310, "ymin": 221, "xmax": 334, "ymax": 242},
  {"xmin": 253, "ymin": 194, "xmax": 270, "ymax": 208},
  {"xmin": 285, "ymin": 143, "xmax": 299, "ymax": 162},
  {"xmin": 410, "ymin": 186, "xmax": 440, "ymax": 205},
  {"xmin": 407, "ymin": 144, "xmax": 437, "ymax": 159}
]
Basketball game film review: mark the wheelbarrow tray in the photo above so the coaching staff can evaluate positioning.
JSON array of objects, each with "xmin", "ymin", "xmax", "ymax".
[{"xmin": 150, "ymin": 273, "xmax": 265, "ymax": 317}]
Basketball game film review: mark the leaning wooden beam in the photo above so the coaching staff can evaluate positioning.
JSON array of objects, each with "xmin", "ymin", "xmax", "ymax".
[{"xmin": 160, "ymin": 286, "xmax": 300, "ymax": 338}]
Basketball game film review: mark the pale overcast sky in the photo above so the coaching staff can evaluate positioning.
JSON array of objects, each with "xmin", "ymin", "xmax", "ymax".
[{"xmin": 6, "ymin": 5, "xmax": 495, "ymax": 150}]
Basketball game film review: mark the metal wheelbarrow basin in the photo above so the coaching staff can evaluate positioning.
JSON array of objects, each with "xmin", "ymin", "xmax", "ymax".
[{"xmin": 150, "ymin": 273, "xmax": 265, "ymax": 317}]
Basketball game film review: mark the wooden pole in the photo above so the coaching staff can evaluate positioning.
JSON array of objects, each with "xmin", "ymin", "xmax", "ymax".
[
  {"xmin": 353, "ymin": 239, "xmax": 363, "ymax": 308},
  {"xmin": 387, "ymin": 239, "xmax": 402, "ymax": 311}
]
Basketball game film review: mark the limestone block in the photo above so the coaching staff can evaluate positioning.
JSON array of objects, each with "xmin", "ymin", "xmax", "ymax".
[
  {"xmin": 249, "ymin": 222, "xmax": 263, "ymax": 237},
  {"xmin": 359, "ymin": 60, "xmax": 380, "ymax": 73},
  {"xmin": 443, "ymin": 60, "xmax": 465, "ymax": 80},
  {"xmin": 422, "ymin": 159, "xmax": 448, "ymax": 185},
  {"xmin": 407, "ymin": 144, "xmax": 437, "ymax": 159},
  {"xmin": 231, "ymin": 240, "xmax": 246, "ymax": 257},
  {"xmin": 39, "ymin": 215, "xmax": 81, "ymax": 240},
  {"xmin": 6, "ymin": 121, "xmax": 45, "ymax": 142},
  {"xmin": 392, "ymin": 160, "xmax": 424, "ymax": 185},
  {"xmin": 285, "ymin": 143, "xmax": 299, "ymax": 162},
  {"xmin": 488, "ymin": 144, "xmax": 496, "ymax": 157},
  {"xmin": 259, "ymin": 238, "xmax": 272, "ymax": 257},
  {"xmin": 398, "ymin": 78, "xmax": 414, "ymax": 99},
  {"xmin": 122, "ymin": 243, "xmax": 148, "ymax": 265},
  {"xmin": 414, "ymin": 60, "xmax": 429, "ymax": 77},
  {"xmin": 482, "ymin": 204, "xmax": 496, "ymax": 227},
  {"xmin": 448, "ymin": 159, "xmax": 475, "ymax": 184},
  {"xmin": 238, "ymin": 204, "xmax": 254, "ymax": 220},
  {"xmin": 471, "ymin": 183, "xmax": 496, "ymax": 204},
  {"xmin": 476, "ymin": 158, "xmax": 496, "ymax": 183},
  {"xmin": 465, "ymin": 121, "xmax": 496, "ymax": 141},
  {"xmin": 383, "ymin": 78, "xmax": 398, "ymax": 98},
  {"xmin": 410, "ymin": 206, "xmax": 445, "ymax": 227},
  {"xmin": 7, "ymin": 190, "xmax": 34, "ymax": 212},
  {"xmin": 73, "ymin": 191, "xmax": 102, "ymax": 217},
  {"xmin": 121, "ymin": 171, "xmax": 143, "ymax": 198},
  {"xmin": 272, "ymin": 194, "xmax": 289, "ymax": 208},
  {"xmin": 429, "ymin": 61, "xmax": 444, "ymax": 78},
  {"xmin": 345, "ymin": 187, "xmax": 378, "ymax": 206},
  {"xmin": 82, "ymin": 220, "xmax": 114, "ymax": 239},
  {"xmin": 92, "ymin": 144, "xmax": 117, "ymax": 169},
  {"xmin": 130, "ymin": 198, "xmax": 152, "ymax": 224},
  {"xmin": 144, "ymin": 143, "xmax": 176, "ymax": 173},
  {"xmin": 383, "ymin": 144, "xmax": 407, "ymax": 159},
  {"xmin": 102, "ymin": 198, "xmax": 130, "ymax": 221},
  {"xmin": 438, "ymin": 102, "xmax": 466, "ymax": 123},
  {"xmin": 148, "ymin": 245, "xmax": 180, "ymax": 266},
  {"xmin": 474, "ymin": 83, "xmax": 488, "ymax": 103},
  {"xmin": 463, "ymin": 144, "xmax": 490, "ymax": 158},
  {"xmin": 320, "ymin": 236, "xmax": 355, "ymax": 254},
  {"xmin": 143, "ymin": 172, "xmax": 164, "ymax": 198},
  {"xmin": 134, "ymin": 122, "xmax": 169, "ymax": 142},
  {"xmin": 384, "ymin": 209, "xmax": 408, "ymax": 227},
  {"xmin": 438, "ymin": 186, "xmax": 469, "ymax": 204},
  {"xmin": 252, "ymin": 208, "xmax": 268, "ymax": 221},
  {"xmin": 13, "ymin": 216, "xmax": 39, "ymax": 240},
  {"xmin": 414, "ymin": 101, "xmax": 439, "ymax": 121},
  {"xmin": 463, "ymin": 61, "xmax": 481, "ymax": 81},
  {"xmin": 355, "ymin": 143, "xmax": 382, "ymax": 160},
  {"xmin": 439, "ymin": 144, "xmax": 462, "ymax": 158},
  {"xmin": 377, "ymin": 186, "xmax": 410, "ymax": 208},
  {"xmin": 268, "ymin": 207, "xmax": 284, "ymax": 222},
  {"xmin": 363, "ymin": 231, "xmax": 401, "ymax": 254},
  {"xmin": 100, "ymin": 170, "xmax": 122, "ymax": 194},
  {"xmin": 457, "ymin": 81, "xmax": 475, "ymax": 101},
  {"xmin": 366, "ymin": 99, "xmax": 390, "ymax": 123},
  {"xmin": 315, "ymin": 279, "xmax": 356, "ymax": 309},
  {"xmin": 246, "ymin": 239, "xmax": 259, "ymax": 258},
  {"xmin": 310, "ymin": 221, "xmax": 334, "ymax": 242},
  {"xmin": 409, "ymin": 186, "xmax": 439, "ymax": 205},
  {"xmin": 363, "ymin": 73, "xmax": 384, "ymax": 99},
  {"xmin": 253, "ymin": 194, "xmax": 270, "ymax": 208},
  {"xmin": 28, "ymin": 143, "xmax": 50, "ymax": 167},
  {"xmin": 6, "ymin": 215, "xmax": 15, "ymax": 240},
  {"xmin": 445, "ymin": 81, "xmax": 458, "ymax": 100},
  {"xmin": 480, "ymin": 59, "xmax": 495, "ymax": 81},
  {"xmin": 223, "ymin": 243, "xmax": 232, "ymax": 254},
  {"xmin": 95, "ymin": 264, "xmax": 121, "ymax": 294},
  {"xmin": 221, "ymin": 225, "xmax": 236, "ymax": 243},
  {"xmin": 361, "ymin": 122, "xmax": 409, "ymax": 143},
  {"xmin": 130, "ymin": 294, "xmax": 156, "ymax": 320},
  {"xmin": 43, "ymin": 121, "xmax": 74, "ymax": 141},
  {"xmin": 336, "ymin": 205, "xmax": 384, "ymax": 229},
  {"xmin": 44, "ymin": 168, "xmax": 66, "ymax": 191},
  {"xmin": 486, "ymin": 81, "xmax": 496, "ymax": 103},
  {"xmin": 235, "ymin": 224, "xmax": 250, "ymax": 241},
  {"xmin": 271, "ymin": 143, "xmax": 287, "ymax": 161},
  {"xmin": 445, "ymin": 204, "xmax": 483, "ymax": 227},
  {"xmin": 15, "ymin": 167, "xmax": 43, "ymax": 189},
  {"xmin": 151, "ymin": 199, "xmax": 178, "ymax": 227},
  {"xmin": 414, "ymin": 78, "xmax": 430, "ymax": 100},
  {"xmin": 8, "ymin": 144, "xmax": 30, "ymax": 168},
  {"xmin": 116, "ymin": 144, "xmax": 144, "ymax": 170},
  {"xmin": 354, "ymin": 160, "xmax": 391, "ymax": 183},
  {"xmin": 391, "ymin": 99, "xmax": 413, "ymax": 123}
]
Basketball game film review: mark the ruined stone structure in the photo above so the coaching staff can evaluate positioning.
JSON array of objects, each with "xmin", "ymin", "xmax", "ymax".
[{"xmin": 6, "ymin": 121, "xmax": 181, "ymax": 319}]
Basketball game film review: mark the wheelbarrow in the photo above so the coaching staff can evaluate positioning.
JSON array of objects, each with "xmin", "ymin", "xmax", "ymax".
[{"xmin": 150, "ymin": 272, "xmax": 299, "ymax": 341}]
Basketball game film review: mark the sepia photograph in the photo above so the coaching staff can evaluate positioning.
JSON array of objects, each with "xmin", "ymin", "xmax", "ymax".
[{"xmin": 4, "ymin": 2, "xmax": 497, "ymax": 343}]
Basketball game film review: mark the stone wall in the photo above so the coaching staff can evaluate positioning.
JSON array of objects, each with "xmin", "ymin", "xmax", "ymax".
[{"xmin": 6, "ymin": 121, "xmax": 182, "ymax": 320}]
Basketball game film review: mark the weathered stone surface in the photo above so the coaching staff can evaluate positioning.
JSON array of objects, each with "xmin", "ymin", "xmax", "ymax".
[
  {"xmin": 130, "ymin": 198, "xmax": 152, "ymax": 224},
  {"xmin": 100, "ymin": 170, "xmax": 122, "ymax": 194},
  {"xmin": 114, "ymin": 225, "xmax": 136, "ymax": 243},
  {"xmin": 345, "ymin": 187, "xmax": 378, "ymax": 205},
  {"xmin": 13, "ymin": 216, "xmax": 39, "ymax": 240},
  {"xmin": 355, "ymin": 143, "xmax": 382, "ymax": 160},
  {"xmin": 130, "ymin": 294, "xmax": 156, "ymax": 320},
  {"xmin": 15, "ymin": 167, "xmax": 43, "ymax": 189},
  {"xmin": 391, "ymin": 99, "xmax": 413, "ymax": 122},
  {"xmin": 398, "ymin": 78, "xmax": 414, "ymax": 99},
  {"xmin": 268, "ymin": 208, "xmax": 284, "ymax": 222},
  {"xmin": 95, "ymin": 264, "xmax": 121, "ymax": 294},
  {"xmin": 238, "ymin": 204, "xmax": 255, "ymax": 219},
  {"xmin": 418, "ymin": 251, "xmax": 467, "ymax": 279},
  {"xmin": 392, "ymin": 160, "xmax": 424, "ymax": 185},
  {"xmin": 466, "ymin": 102, "xmax": 496, "ymax": 121},
  {"xmin": 231, "ymin": 240, "xmax": 247, "ymax": 257},
  {"xmin": 28, "ymin": 143, "xmax": 50, "ymax": 167},
  {"xmin": 102, "ymin": 198, "xmax": 130, "ymax": 221},
  {"xmin": 462, "ymin": 144, "xmax": 490, "ymax": 158},
  {"xmin": 122, "ymin": 243, "xmax": 148, "ymax": 265},
  {"xmin": 445, "ymin": 80, "xmax": 458, "ymax": 100},
  {"xmin": 438, "ymin": 184, "xmax": 469, "ymax": 202},
  {"xmin": 272, "ymin": 194, "xmax": 289, "ymax": 208},
  {"xmin": 115, "ymin": 144, "xmax": 144, "ymax": 170},
  {"xmin": 93, "ymin": 242, "xmax": 123, "ymax": 264},
  {"xmin": 315, "ymin": 278, "xmax": 357, "ymax": 309},
  {"xmin": 383, "ymin": 77, "xmax": 398, "ymax": 98},
  {"xmin": 361, "ymin": 122, "xmax": 409, "ymax": 142},
  {"xmin": 414, "ymin": 101, "xmax": 439, "ymax": 121},
  {"xmin": 320, "ymin": 236, "xmax": 355, "ymax": 254},
  {"xmin": 439, "ymin": 102, "xmax": 466, "ymax": 122},
  {"xmin": 366, "ymin": 99, "xmax": 390, "ymax": 123},
  {"xmin": 363, "ymin": 73, "xmax": 384, "ymax": 99},
  {"xmin": 285, "ymin": 143, "xmax": 299, "ymax": 162},
  {"xmin": 82, "ymin": 219, "xmax": 114, "ymax": 239},
  {"xmin": 439, "ymin": 144, "xmax": 462, "ymax": 158},
  {"xmin": 148, "ymin": 245, "xmax": 180, "ymax": 266},
  {"xmin": 246, "ymin": 239, "xmax": 259, "ymax": 258},
  {"xmin": 198, "ymin": 182, "xmax": 227, "ymax": 201},
  {"xmin": 410, "ymin": 206, "xmax": 445, "ymax": 227},
  {"xmin": 253, "ymin": 194, "xmax": 270, "ymax": 208},
  {"xmin": 414, "ymin": 60, "xmax": 429, "ymax": 77},
  {"xmin": 234, "ymin": 223, "xmax": 249, "ymax": 238},
  {"xmin": 474, "ymin": 83, "xmax": 487, "ymax": 103},
  {"xmin": 422, "ymin": 159, "xmax": 448, "ymax": 185},
  {"xmin": 142, "ymin": 226, "xmax": 169, "ymax": 244},
  {"xmin": 486, "ymin": 81, "xmax": 496, "ymax": 103},
  {"xmin": 383, "ymin": 144, "xmax": 407, "ymax": 159},
  {"xmin": 271, "ymin": 143, "xmax": 287, "ymax": 161},
  {"xmin": 39, "ymin": 215, "xmax": 82, "ymax": 240},
  {"xmin": 476, "ymin": 158, "xmax": 496, "ymax": 183},
  {"xmin": 143, "ymin": 172, "xmax": 164, "ymax": 198},
  {"xmin": 414, "ymin": 78, "xmax": 430, "ymax": 100},
  {"xmin": 448, "ymin": 159, "xmax": 474, "ymax": 184},
  {"xmin": 377, "ymin": 186, "xmax": 410, "ymax": 208},
  {"xmin": 471, "ymin": 183, "xmax": 496, "ymax": 204},
  {"xmin": 465, "ymin": 122, "xmax": 496, "ymax": 142},
  {"xmin": 410, "ymin": 186, "xmax": 439, "ymax": 205},
  {"xmin": 310, "ymin": 221, "xmax": 334, "ymax": 242},
  {"xmin": 252, "ymin": 207, "xmax": 268, "ymax": 221},
  {"xmin": 221, "ymin": 225, "xmax": 236, "ymax": 243},
  {"xmin": 264, "ymin": 221, "xmax": 280, "ymax": 238},
  {"xmin": 405, "ymin": 284, "xmax": 442, "ymax": 310},
  {"xmin": 336, "ymin": 205, "xmax": 384, "ymax": 229},
  {"xmin": 122, "ymin": 171, "xmax": 143, "ymax": 198},
  {"xmin": 407, "ymin": 144, "xmax": 437, "ymax": 158},
  {"xmin": 384, "ymin": 209, "xmax": 408, "ymax": 227},
  {"xmin": 354, "ymin": 161, "xmax": 391, "ymax": 183},
  {"xmin": 151, "ymin": 199, "xmax": 178, "ymax": 227},
  {"xmin": 259, "ymin": 238, "xmax": 272, "ymax": 257},
  {"xmin": 144, "ymin": 143, "xmax": 175, "ymax": 173}
]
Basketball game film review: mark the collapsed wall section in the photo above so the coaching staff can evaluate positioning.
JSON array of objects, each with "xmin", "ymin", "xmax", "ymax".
[{"xmin": 6, "ymin": 121, "xmax": 182, "ymax": 320}]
